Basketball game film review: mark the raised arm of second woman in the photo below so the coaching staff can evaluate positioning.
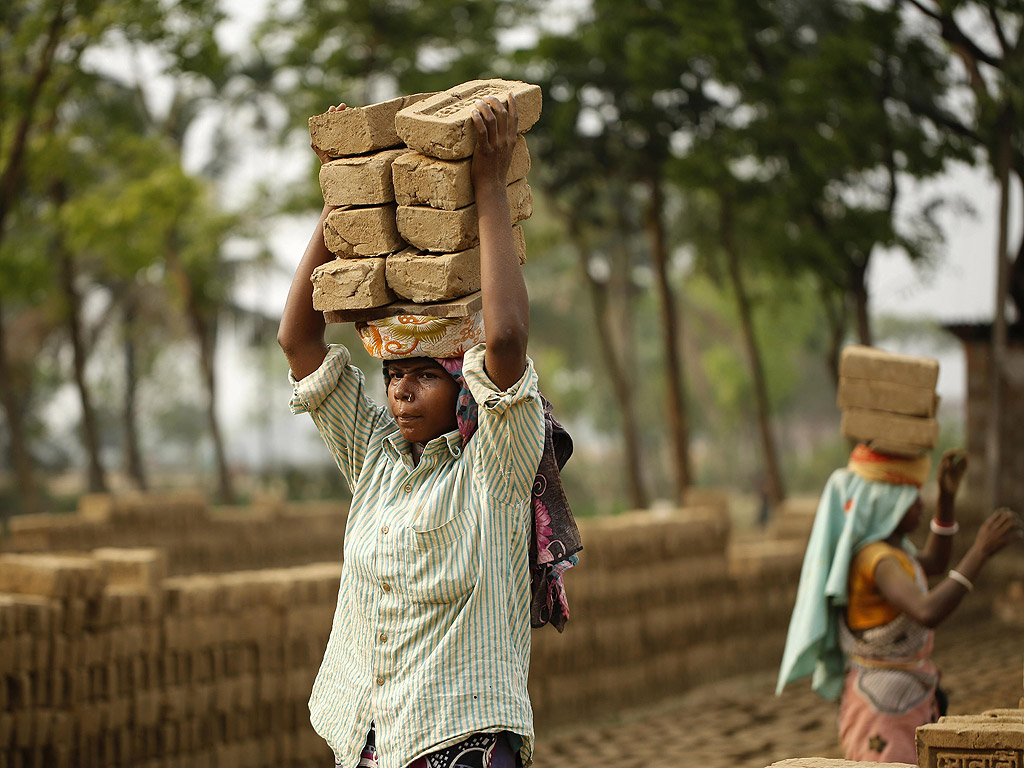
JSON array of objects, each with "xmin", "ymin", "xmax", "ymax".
[
  {"xmin": 875, "ymin": 507, "xmax": 1023, "ymax": 627},
  {"xmin": 916, "ymin": 449, "xmax": 967, "ymax": 576},
  {"xmin": 471, "ymin": 94, "xmax": 528, "ymax": 391},
  {"xmin": 278, "ymin": 104, "xmax": 345, "ymax": 380}
]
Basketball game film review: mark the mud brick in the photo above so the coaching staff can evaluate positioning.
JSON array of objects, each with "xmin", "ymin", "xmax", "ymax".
[
  {"xmin": 323, "ymin": 204, "xmax": 404, "ymax": 258},
  {"xmin": 31, "ymin": 711, "xmax": 53, "ymax": 747},
  {"xmin": 392, "ymin": 136, "xmax": 530, "ymax": 210},
  {"xmin": 308, "ymin": 93, "xmax": 432, "ymax": 158},
  {"xmin": 396, "ymin": 79, "xmax": 542, "ymax": 160},
  {"xmin": 12, "ymin": 711, "xmax": 32, "ymax": 749},
  {"xmin": 48, "ymin": 745, "xmax": 73, "ymax": 768},
  {"xmin": 62, "ymin": 599, "xmax": 86, "ymax": 635},
  {"xmin": 159, "ymin": 721, "xmax": 179, "ymax": 755},
  {"xmin": 0, "ymin": 598, "xmax": 16, "ymax": 637},
  {"xmin": 385, "ymin": 226, "xmax": 527, "ymax": 303},
  {"xmin": 133, "ymin": 689, "xmax": 160, "ymax": 727},
  {"xmin": 841, "ymin": 408, "xmax": 938, "ymax": 455},
  {"xmin": 838, "ymin": 376, "xmax": 939, "ymax": 417},
  {"xmin": 11, "ymin": 596, "xmax": 56, "ymax": 636},
  {"xmin": 92, "ymin": 548, "xmax": 167, "ymax": 590},
  {"xmin": 30, "ymin": 636, "xmax": 49, "ymax": 671},
  {"xmin": 78, "ymin": 493, "xmax": 114, "ymax": 522},
  {"xmin": 319, "ymin": 148, "xmax": 406, "ymax": 206},
  {"xmin": 839, "ymin": 344, "xmax": 939, "ymax": 389},
  {"xmin": 12, "ymin": 635, "xmax": 32, "ymax": 672},
  {"xmin": 311, "ymin": 257, "xmax": 394, "ymax": 311},
  {"xmin": 49, "ymin": 712, "xmax": 73, "ymax": 746},
  {"xmin": 916, "ymin": 720, "xmax": 1024, "ymax": 768},
  {"xmin": 397, "ymin": 178, "xmax": 532, "ymax": 252},
  {"xmin": 0, "ymin": 554, "xmax": 103, "ymax": 600}
]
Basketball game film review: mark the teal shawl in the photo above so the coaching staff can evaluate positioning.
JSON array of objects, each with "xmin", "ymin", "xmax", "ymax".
[{"xmin": 776, "ymin": 468, "xmax": 920, "ymax": 699}]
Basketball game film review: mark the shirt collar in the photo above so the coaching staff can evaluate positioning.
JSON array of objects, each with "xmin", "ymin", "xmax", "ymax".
[{"xmin": 382, "ymin": 428, "xmax": 463, "ymax": 464}]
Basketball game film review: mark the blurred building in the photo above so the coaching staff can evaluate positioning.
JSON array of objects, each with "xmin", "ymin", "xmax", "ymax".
[{"xmin": 944, "ymin": 321, "xmax": 1024, "ymax": 514}]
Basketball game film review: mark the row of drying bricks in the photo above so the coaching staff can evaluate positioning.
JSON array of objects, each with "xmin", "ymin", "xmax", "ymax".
[{"xmin": 309, "ymin": 85, "xmax": 540, "ymax": 311}]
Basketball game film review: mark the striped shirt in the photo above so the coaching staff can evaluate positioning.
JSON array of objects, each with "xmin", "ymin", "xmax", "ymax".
[{"xmin": 289, "ymin": 342, "xmax": 545, "ymax": 768}]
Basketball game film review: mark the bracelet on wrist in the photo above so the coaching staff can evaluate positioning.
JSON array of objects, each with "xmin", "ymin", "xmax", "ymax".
[
  {"xmin": 948, "ymin": 569, "xmax": 973, "ymax": 592},
  {"xmin": 930, "ymin": 518, "xmax": 960, "ymax": 536}
]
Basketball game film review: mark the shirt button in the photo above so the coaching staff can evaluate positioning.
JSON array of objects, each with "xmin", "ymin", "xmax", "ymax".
[
  {"xmin": 404, "ymin": 484, "xmax": 412, "ymax": 493},
  {"xmin": 381, "ymin": 525, "xmax": 389, "ymax": 535},
  {"xmin": 376, "ymin": 676, "xmax": 385, "ymax": 686},
  {"xmin": 379, "ymin": 632, "xmax": 388, "ymax": 643},
  {"xmin": 381, "ymin": 582, "xmax": 391, "ymax": 593}
]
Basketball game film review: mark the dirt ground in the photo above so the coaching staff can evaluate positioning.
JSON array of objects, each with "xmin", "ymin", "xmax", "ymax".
[{"xmin": 532, "ymin": 618, "xmax": 1023, "ymax": 768}]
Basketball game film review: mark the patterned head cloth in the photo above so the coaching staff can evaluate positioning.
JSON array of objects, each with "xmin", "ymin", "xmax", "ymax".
[
  {"xmin": 847, "ymin": 444, "xmax": 931, "ymax": 488},
  {"xmin": 357, "ymin": 312, "xmax": 486, "ymax": 361}
]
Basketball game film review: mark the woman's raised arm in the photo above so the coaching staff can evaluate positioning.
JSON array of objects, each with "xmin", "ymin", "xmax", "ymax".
[
  {"xmin": 278, "ymin": 104, "xmax": 346, "ymax": 380},
  {"xmin": 470, "ymin": 94, "xmax": 529, "ymax": 391}
]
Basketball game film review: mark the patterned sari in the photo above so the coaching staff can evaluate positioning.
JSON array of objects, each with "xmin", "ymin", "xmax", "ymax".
[{"xmin": 837, "ymin": 558, "xmax": 940, "ymax": 763}]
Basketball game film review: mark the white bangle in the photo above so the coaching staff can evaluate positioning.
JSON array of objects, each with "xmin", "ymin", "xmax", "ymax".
[
  {"xmin": 930, "ymin": 518, "xmax": 960, "ymax": 536},
  {"xmin": 948, "ymin": 569, "xmax": 974, "ymax": 592}
]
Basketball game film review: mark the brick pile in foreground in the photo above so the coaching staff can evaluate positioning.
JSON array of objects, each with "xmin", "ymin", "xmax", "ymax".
[{"xmin": 308, "ymin": 79, "xmax": 540, "ymax": 315}]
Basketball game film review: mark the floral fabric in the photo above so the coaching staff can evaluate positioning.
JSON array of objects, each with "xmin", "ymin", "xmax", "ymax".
[
  {"xmin": 430, "ymin": 356, "xmax": 581, "ymax": 632},
  {"xmin": 357, "ymin": 313, "xmax": 486, "ymax": 360}
]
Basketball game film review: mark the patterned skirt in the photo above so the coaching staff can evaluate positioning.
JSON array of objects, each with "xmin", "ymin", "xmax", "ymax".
[{"xmin": 338, "ymin": 724, "xmax": 519, "ymax": 768}]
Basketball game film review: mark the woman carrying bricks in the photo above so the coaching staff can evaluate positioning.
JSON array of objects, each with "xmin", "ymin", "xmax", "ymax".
[
  {"xmin": 776, "ymin": 446, "xmax": 1022, "ymax": 763},
  {"xmin": 278, "ymin": 92, "xmax": 578, "ymax": 768}
]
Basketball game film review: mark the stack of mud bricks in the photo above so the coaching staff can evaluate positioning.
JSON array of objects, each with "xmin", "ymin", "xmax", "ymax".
[
  {"xmin": 0, "ymin": 549, "xmax": 342, "ymax": 768},
  {"xmin": 917, "ymin": 704, "xmax": 1024, "ymax": 768},
  {"xmin": 767, "ymin": 760, "xmax": 916, "ymax": 768},
  {"xmin": 307, "ymin": 79, "xmax": 541, "ymax": 313},
  {"xmin": 528, "ymin": 505, "xmax": 804, "ymax": 727},
  {"xmin": 838, "ymin": 345, "xmax": 940, "ymax": 457},
  {"xmin": 2, "ymin": 493, "xmax": 348, "ymax": 578}
]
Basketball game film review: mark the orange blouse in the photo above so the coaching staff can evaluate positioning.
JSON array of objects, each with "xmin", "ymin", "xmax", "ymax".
[{"xmin": 846, "ymin": 541, "xmax": 917, "ymax": 630}]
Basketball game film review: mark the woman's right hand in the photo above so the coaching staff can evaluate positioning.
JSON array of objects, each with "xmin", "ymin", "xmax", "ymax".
[
  {"xmin": 972, "ymin": 507, "xmax": 1024, "ymax": 558},
  {"xmin": 312, "ymin": 103, "xmax": 346, "ymax": 164}
]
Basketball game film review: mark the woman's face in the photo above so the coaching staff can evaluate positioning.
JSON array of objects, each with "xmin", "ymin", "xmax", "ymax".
[
  {"xmin": 896, "ymin": 495, "xmax": 924, "ymax": 534},
  {"xmin": 385, "ymin": 358, "xmax": 460, "ymax": 445}
]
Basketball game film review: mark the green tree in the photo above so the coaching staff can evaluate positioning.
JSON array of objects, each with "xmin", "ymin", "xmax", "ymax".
[
  {"xmin": 896, "ymin": 0, "xmax": 1024, "ymax": 505},
  {"xmin": 0, "ymin": 0, "xmax": 239, "ymax": 512}
]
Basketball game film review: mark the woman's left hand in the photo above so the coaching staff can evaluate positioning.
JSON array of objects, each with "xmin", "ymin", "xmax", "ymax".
[
  {"xmin": 470, "ymin": 94, "xmax": 518, "ymax": 191},
  {"xmin": 938, "ymin": 448, "xmax": 968, "ymax": 497}
]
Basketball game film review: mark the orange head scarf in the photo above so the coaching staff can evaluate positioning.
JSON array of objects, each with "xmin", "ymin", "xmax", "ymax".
[{"xmin": 847, "ymin": 443, "xmax": 930, "ymax": 488}]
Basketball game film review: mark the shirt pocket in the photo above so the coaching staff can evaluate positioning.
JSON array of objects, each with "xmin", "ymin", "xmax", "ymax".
[{"xmin": 401, "ymin": 508, "xmax": 478, "ymax": 604}]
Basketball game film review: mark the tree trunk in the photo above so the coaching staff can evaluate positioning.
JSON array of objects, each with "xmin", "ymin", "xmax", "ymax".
[
  {"xmin": 0, "ymin": 301, "xmax": 42, "ymax": 520},
  {"xmin": 567, "ymin": 219, "xmax": 649, "ymax": 510},
  {"xmin": 988, "ymin": 109, "xmax": 1012, "ymax": 508},
  {"xmin": 820, "ymin": 283, "xmax": 847, "ymax": 393},
  {"xmin": 850, "ymin": 259, "xmax": 873, "ymax": 346},
  {"xmin": 0, "ymin": 7, "xmax": 67, "ymax": 521},
  {"xmin": 55, "ymin": 186, "xmax": 107, "ymax": 493},
  {"xmin": 645, "ymin": 175, "xmax": 691, "ymax": 501},
  {"xmin": 165, "ymin": 235, "xmax": 235, "ymax": 503},
  {"xmin": 122, "ymin": 293, "xmax": 147, "ymax": 490},
  {"xmin": 196, "ymin": 316, "xmax": 233, "ymax": 503},
  {"xmin": 720, "ymin": 195, "xmax": 785, "ymax": 507}
]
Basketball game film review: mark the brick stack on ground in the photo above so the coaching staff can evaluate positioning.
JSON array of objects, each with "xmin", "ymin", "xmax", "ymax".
[
  {"xmin": 308, "ymin": 79, "xmax": 541, "ymax": 313},
  {"xmin": 0, "ymin": 549, "xmax": 340, "ymax": 768},
  {"xmin": 3, "ymin": 493, "xmax": 348, "ymax": 576},
  {"xmin": 837, "ymin": 345, "xmax": 941, "ymax": 457},
  {"xmin": 917, "ymin": 705, "xmax": 1024, "ymax": 768}
]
